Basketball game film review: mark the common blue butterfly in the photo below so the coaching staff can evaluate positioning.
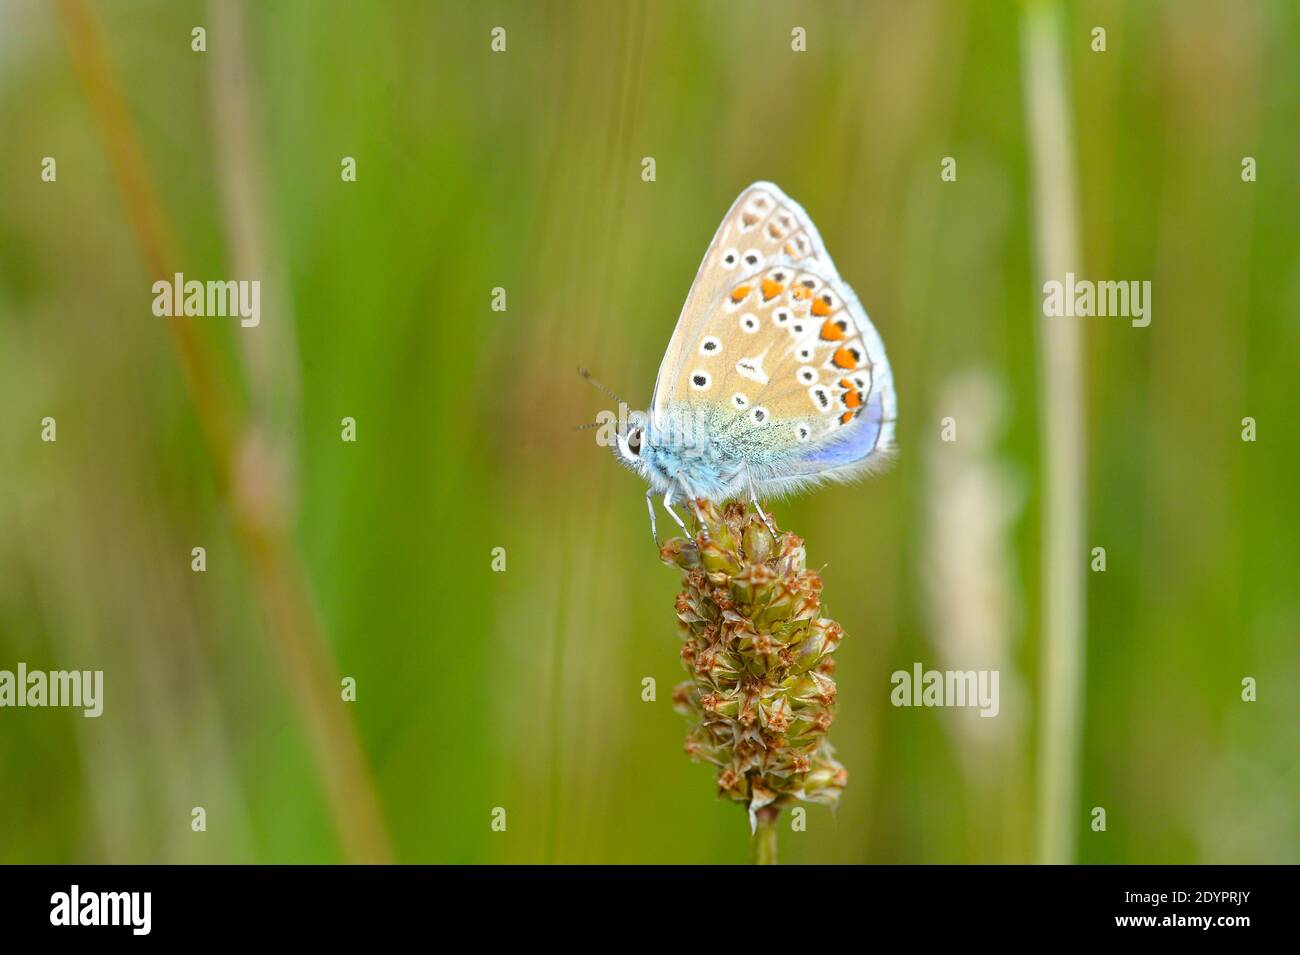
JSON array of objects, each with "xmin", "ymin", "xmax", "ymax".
[{"xmin": 608, "ymin": 182, "xmax": 897, "ymax": 542}]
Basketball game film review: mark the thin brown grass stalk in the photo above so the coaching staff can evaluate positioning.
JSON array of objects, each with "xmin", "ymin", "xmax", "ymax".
[{"xmin": 55, "ymin": 0, "xmax": 392, "ymax": 864}]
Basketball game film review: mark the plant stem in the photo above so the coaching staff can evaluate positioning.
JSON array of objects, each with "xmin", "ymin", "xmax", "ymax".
[
  {"xmin": 1020, "ymin": 0, "xmax": 1088, "ymax": 865},
  {"xmin": 753, "ymin": 807, "xmax": 779, "ymax": 865}
]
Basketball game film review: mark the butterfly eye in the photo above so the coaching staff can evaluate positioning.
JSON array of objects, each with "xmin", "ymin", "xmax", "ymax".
[{"xmin": 626, "ymin": 428, "xmax": 642, "ymax": 456}]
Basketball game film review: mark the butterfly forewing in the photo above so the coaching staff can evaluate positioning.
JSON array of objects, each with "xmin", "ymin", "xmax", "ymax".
[{"xmin": 650, "ymin": 182, "xmax": 838, "ymax": 425}]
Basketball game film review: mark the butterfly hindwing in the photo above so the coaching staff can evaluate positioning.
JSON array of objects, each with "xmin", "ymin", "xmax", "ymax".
[{"xmin": 663, "ymin": 258, "xmax": 896, "ymax": 488}]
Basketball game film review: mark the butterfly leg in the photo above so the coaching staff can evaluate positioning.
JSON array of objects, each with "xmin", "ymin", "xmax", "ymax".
[
  {"xmin": 645, "ymin": 488, "xmax": 660, "ymax": 547},
  {"xmin": 662, "ymin": 487, "xmax": 689, "ymax": 537},
  {"xmin": 674, "ymin": 473, "xmax": 710, "ymax": 541},
  {"xmin": 690, "ymin": 498, "xmax": 711, "ymax": 540},
  {"xmin": 747, "ymin": 468, "xmax": 780, "ymax": 543}
]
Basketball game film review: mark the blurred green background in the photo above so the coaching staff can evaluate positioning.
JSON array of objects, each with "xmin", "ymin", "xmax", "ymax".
[{"xmin": 0, "ymin": 0, "xmax": 1296, "ymax": 864}]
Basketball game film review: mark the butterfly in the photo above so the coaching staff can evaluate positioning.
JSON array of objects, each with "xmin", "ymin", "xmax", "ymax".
[{"xmin": 607, "ymin": 182, "xmax": 896, "ymax": 543}]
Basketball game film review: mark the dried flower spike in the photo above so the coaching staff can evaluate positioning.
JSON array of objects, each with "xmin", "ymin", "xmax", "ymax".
[{"xmin": 662, "ymin": 500, "xmax": 848, "ymax": 860}]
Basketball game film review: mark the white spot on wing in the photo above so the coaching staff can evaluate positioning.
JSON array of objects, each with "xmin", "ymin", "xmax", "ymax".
[{"xmin": 736, "ymin": 351, "xmax": 769, "ymax": 385}]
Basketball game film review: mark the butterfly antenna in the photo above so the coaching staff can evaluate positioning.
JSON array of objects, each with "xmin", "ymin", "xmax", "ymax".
[{"xmin": 577, "ymin": 366, "xmax": 628, "ymax": 409}]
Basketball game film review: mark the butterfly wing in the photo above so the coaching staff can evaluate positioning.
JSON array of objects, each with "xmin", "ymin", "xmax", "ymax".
[
  {"xmin": 650, "ymin": 182, "xmax": 838, "ymax": 425},
  {"xmin": 652, "ymin": 184, "xmax": 896, "ymax": 495},
  {"xmin": 744, "ymin": 268, "xmax": 897, "ymax": 495}
]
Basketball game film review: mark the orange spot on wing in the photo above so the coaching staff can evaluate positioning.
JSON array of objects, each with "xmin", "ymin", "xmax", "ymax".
[
  {"xmin": 843, "ymin": 390, "xmax": 863, "ymax": 409},
  {"xmin": 730, "ymin": 285, "xmax": 752, "ymax": 303},
  {"xmin": 820, "ymin": 320, "xmax": 847, "ymax": 341},
  {"xmin": 832, "ymin": 347, "xmax": 858, "ymax": 370},
  {"xmin": 840, "ymin": 410, "xmax": 855, "ymax": 425},
  {"xmin": 791, "ymin": 286, "xmax": 811, "ymax": 301},
  {"xmin": 838, "ymin": 378, "xmax": 854, "ymax": 390},
  {"xmin": 811, "ymin": 297, "xmax": 832, "ymax": 317},
  {"xmin": 761, "ymin": 279, "xmax": 785, "ymax": 301}
]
